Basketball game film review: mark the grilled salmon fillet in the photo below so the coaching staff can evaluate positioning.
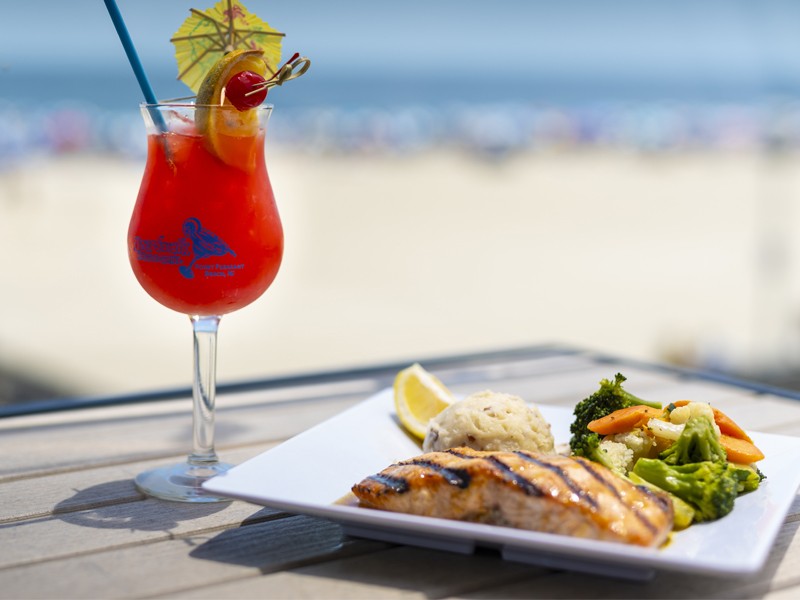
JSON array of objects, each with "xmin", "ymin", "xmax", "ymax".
[{"xmin": 351, "ymin": 447, "xmax": 673, "ymax": 547}]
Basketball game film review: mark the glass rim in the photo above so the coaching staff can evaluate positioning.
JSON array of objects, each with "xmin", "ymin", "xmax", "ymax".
[{"xmin": 140, "ymin": 102, "xmax": 274, "ymax": 110}]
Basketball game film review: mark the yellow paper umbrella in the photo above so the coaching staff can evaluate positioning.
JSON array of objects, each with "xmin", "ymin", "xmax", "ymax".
[{"xmin": 171, "ymin": 0, "xmax": 284, "ymax": 94}]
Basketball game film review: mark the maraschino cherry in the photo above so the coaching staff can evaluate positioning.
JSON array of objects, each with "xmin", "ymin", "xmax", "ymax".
[{"xmin": 225, "ymin": 71, "xmax": 268, "ymax": 111}]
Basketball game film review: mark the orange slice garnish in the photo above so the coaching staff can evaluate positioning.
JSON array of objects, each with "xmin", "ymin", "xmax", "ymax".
[{"xmin": 195, "ymin": 49, "xmax": 268, "ymax": 168}]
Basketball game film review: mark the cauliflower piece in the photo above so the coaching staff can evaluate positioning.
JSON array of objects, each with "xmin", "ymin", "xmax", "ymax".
[
  {"xmin": 608, "ymin": 428, "xmax": 657, "ymax": 465},
  {"xmin": 669, "ymin": 402, "xmax": 721, "ymax": 437},
  {"xmin": 597, "ymin": 439, "xmax": 634, "ymax": 474},
  {"xmin": 647, "ymin": 417, "xmax": 685, "ymax": 441}
]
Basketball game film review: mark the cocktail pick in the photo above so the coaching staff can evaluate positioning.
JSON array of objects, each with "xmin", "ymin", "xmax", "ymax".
[{"xmin": 243, "ymin": 52, "xmax": 311, "ymax": 98}]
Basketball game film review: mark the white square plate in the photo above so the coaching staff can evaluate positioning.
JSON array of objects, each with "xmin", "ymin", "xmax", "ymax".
[{"xmin": 204, "ymin": 388, "xmax": 800, "ymax": 580}]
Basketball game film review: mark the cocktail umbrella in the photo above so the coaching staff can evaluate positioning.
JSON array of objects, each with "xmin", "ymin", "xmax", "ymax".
[{"xmin": 171, "ymin": 0, "xmax": 284, "ymax": 94}]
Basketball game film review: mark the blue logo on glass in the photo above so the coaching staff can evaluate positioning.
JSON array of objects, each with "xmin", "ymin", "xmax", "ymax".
[{"xmin": 179, "ymin": 217, "xmax": 236, "ymax": 279}]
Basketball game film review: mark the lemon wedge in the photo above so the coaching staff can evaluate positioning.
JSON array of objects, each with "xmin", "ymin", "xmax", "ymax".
[
  {"xmin": 195, "ymin": 49, "xmax": 268, "ymax": 168},
  {"xmin": 394, "ymin": 363, "xmax": 455, "ymax": 440}
]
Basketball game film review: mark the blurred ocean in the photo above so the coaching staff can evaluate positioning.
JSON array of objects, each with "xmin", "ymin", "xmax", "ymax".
[
  {"xmin": 9, "ymin": 62, "xmax": 800, "ymax": 111},
  {"xmin": 4, "ymin": 64, "xmax": 800, "ymax": 161}
]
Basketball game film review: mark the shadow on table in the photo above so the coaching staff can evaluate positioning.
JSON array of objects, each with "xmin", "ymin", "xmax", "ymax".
[
  {"xmin": 53, "ymin": 479, "xmax": 228, "ymax": 531},
  {"xmin": 188, "ymin": 508, "xmax": 799, "ymax": 598},
  {"xmin": 190, "ymin": 511, "xmax": 351, "ymax": 569}
]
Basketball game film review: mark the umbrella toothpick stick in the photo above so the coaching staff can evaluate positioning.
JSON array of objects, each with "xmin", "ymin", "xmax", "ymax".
[{"xmin": 226, "ymin": 0, "xmax": 236, "ymax": 52}]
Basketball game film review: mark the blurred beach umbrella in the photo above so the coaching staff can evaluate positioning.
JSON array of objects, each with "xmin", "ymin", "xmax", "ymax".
[{"xmin": 171, "ymin": 0, "xmax": 284, "ymax": 94}]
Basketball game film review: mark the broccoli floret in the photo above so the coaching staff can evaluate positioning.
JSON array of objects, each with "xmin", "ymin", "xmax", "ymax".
[
  {"xmin": 570, "ymin": 373, "xmax": 661, "ymax": 469},
  {"xmin": 628, "ymin": 471, "xmax": 696, "ymax": 530},
  {"xmin": 568, "ymin": 431, "xmax": 617, "ymax": 472},
  {"xmin": 633, "ymin": 458, "xmax": 739, "ymax": 522},
  {"xmin": 730, "ymin": 464, "xmax": 765, "ymax": 494},
  {"xmin": 659, "ymin": 415, "xmax": 727, "ymax": 465}
]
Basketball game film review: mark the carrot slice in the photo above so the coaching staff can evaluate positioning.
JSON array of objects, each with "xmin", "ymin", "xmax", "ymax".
[
  {"xmin": 672, "ymin": 400, "xmax": 752, "ymax": 442},
  {"xmin": 713, "ymin": 409, "xmax": 752, "ymax": 442},
  {"xmin": 587, "ymin": 405, "xmax": 664, "ymax": 435},
  {"xmin": 720, "ymin": 433, "xmax": 764, "ymax": 463}
]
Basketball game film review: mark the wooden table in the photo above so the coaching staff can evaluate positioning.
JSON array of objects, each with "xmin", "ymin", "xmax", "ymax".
[{"xmin": 3, "ymin": 345, "xmax": 800, "ymax": 599}]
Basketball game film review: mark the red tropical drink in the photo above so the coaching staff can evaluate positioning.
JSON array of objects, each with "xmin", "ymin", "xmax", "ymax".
[{"xmin": 129, "ymin": 105, "xmax": 282, "ymax": 316}]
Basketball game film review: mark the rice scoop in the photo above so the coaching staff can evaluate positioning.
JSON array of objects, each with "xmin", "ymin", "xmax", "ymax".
[{"xmin": 422, "ymin": 390, "xmax": 555, "ymax": 454}]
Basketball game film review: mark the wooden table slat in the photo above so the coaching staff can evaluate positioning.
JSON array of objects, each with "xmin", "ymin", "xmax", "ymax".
[
  {"xmin": 1, "ymin": 516, "xmax": 389, "ymax": 599},
  {"xmin": 0, "ymin": 396, "xmax": 361, "ymax": 480},
  {"xmin": 0, "ymin": 447, "xmax": 274, "ymax": 524}
]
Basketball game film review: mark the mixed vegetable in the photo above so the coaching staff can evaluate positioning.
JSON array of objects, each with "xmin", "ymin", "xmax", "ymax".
[{"xmin": 570, "ymin": 374, "xmax": 765, "ymax": 529}]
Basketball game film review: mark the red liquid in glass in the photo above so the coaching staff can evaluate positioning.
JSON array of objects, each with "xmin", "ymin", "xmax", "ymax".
[{"xmin": 128, "ymin": 128, "xmax": 283, "ymax": 316}]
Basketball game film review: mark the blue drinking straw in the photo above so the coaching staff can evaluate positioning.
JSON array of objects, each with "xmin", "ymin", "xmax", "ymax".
[
  {"xmin": 103, "ymin": 0, "xmax": 168, "ymax": 134},
  {"xmin": 103, "ymin": 0, "xmax": 159, "ymax": 105}
]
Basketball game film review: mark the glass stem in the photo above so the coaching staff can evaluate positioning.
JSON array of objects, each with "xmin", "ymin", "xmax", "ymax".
[{"xmin": 189, "ymin": 315, "xmax": 221, "ymax": 466}]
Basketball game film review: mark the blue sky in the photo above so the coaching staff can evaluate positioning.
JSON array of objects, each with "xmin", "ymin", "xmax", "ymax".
[
  {"xmin": 3, "ymin": 0, "xmax": 800, "ymax": 77},
  {"xmin": 3, "ymin": 1, "xmax": 800, "ymax": 109}
]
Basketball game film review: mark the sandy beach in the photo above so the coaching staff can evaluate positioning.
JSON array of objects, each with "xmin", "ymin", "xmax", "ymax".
[{"xmin": 3, "ymin": 145, "xmax": 800, "ymax": 400}]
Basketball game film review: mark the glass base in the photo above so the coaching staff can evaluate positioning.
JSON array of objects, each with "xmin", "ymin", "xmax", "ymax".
[{"xmin": 135, "ymin": 461, "xmax": 233, "ymax": 503}]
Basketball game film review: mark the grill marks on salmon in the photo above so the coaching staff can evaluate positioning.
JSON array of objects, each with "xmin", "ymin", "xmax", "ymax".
[{"xmin": 351, "ymin": 447, "xmax": 673, "ymax": 547}]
